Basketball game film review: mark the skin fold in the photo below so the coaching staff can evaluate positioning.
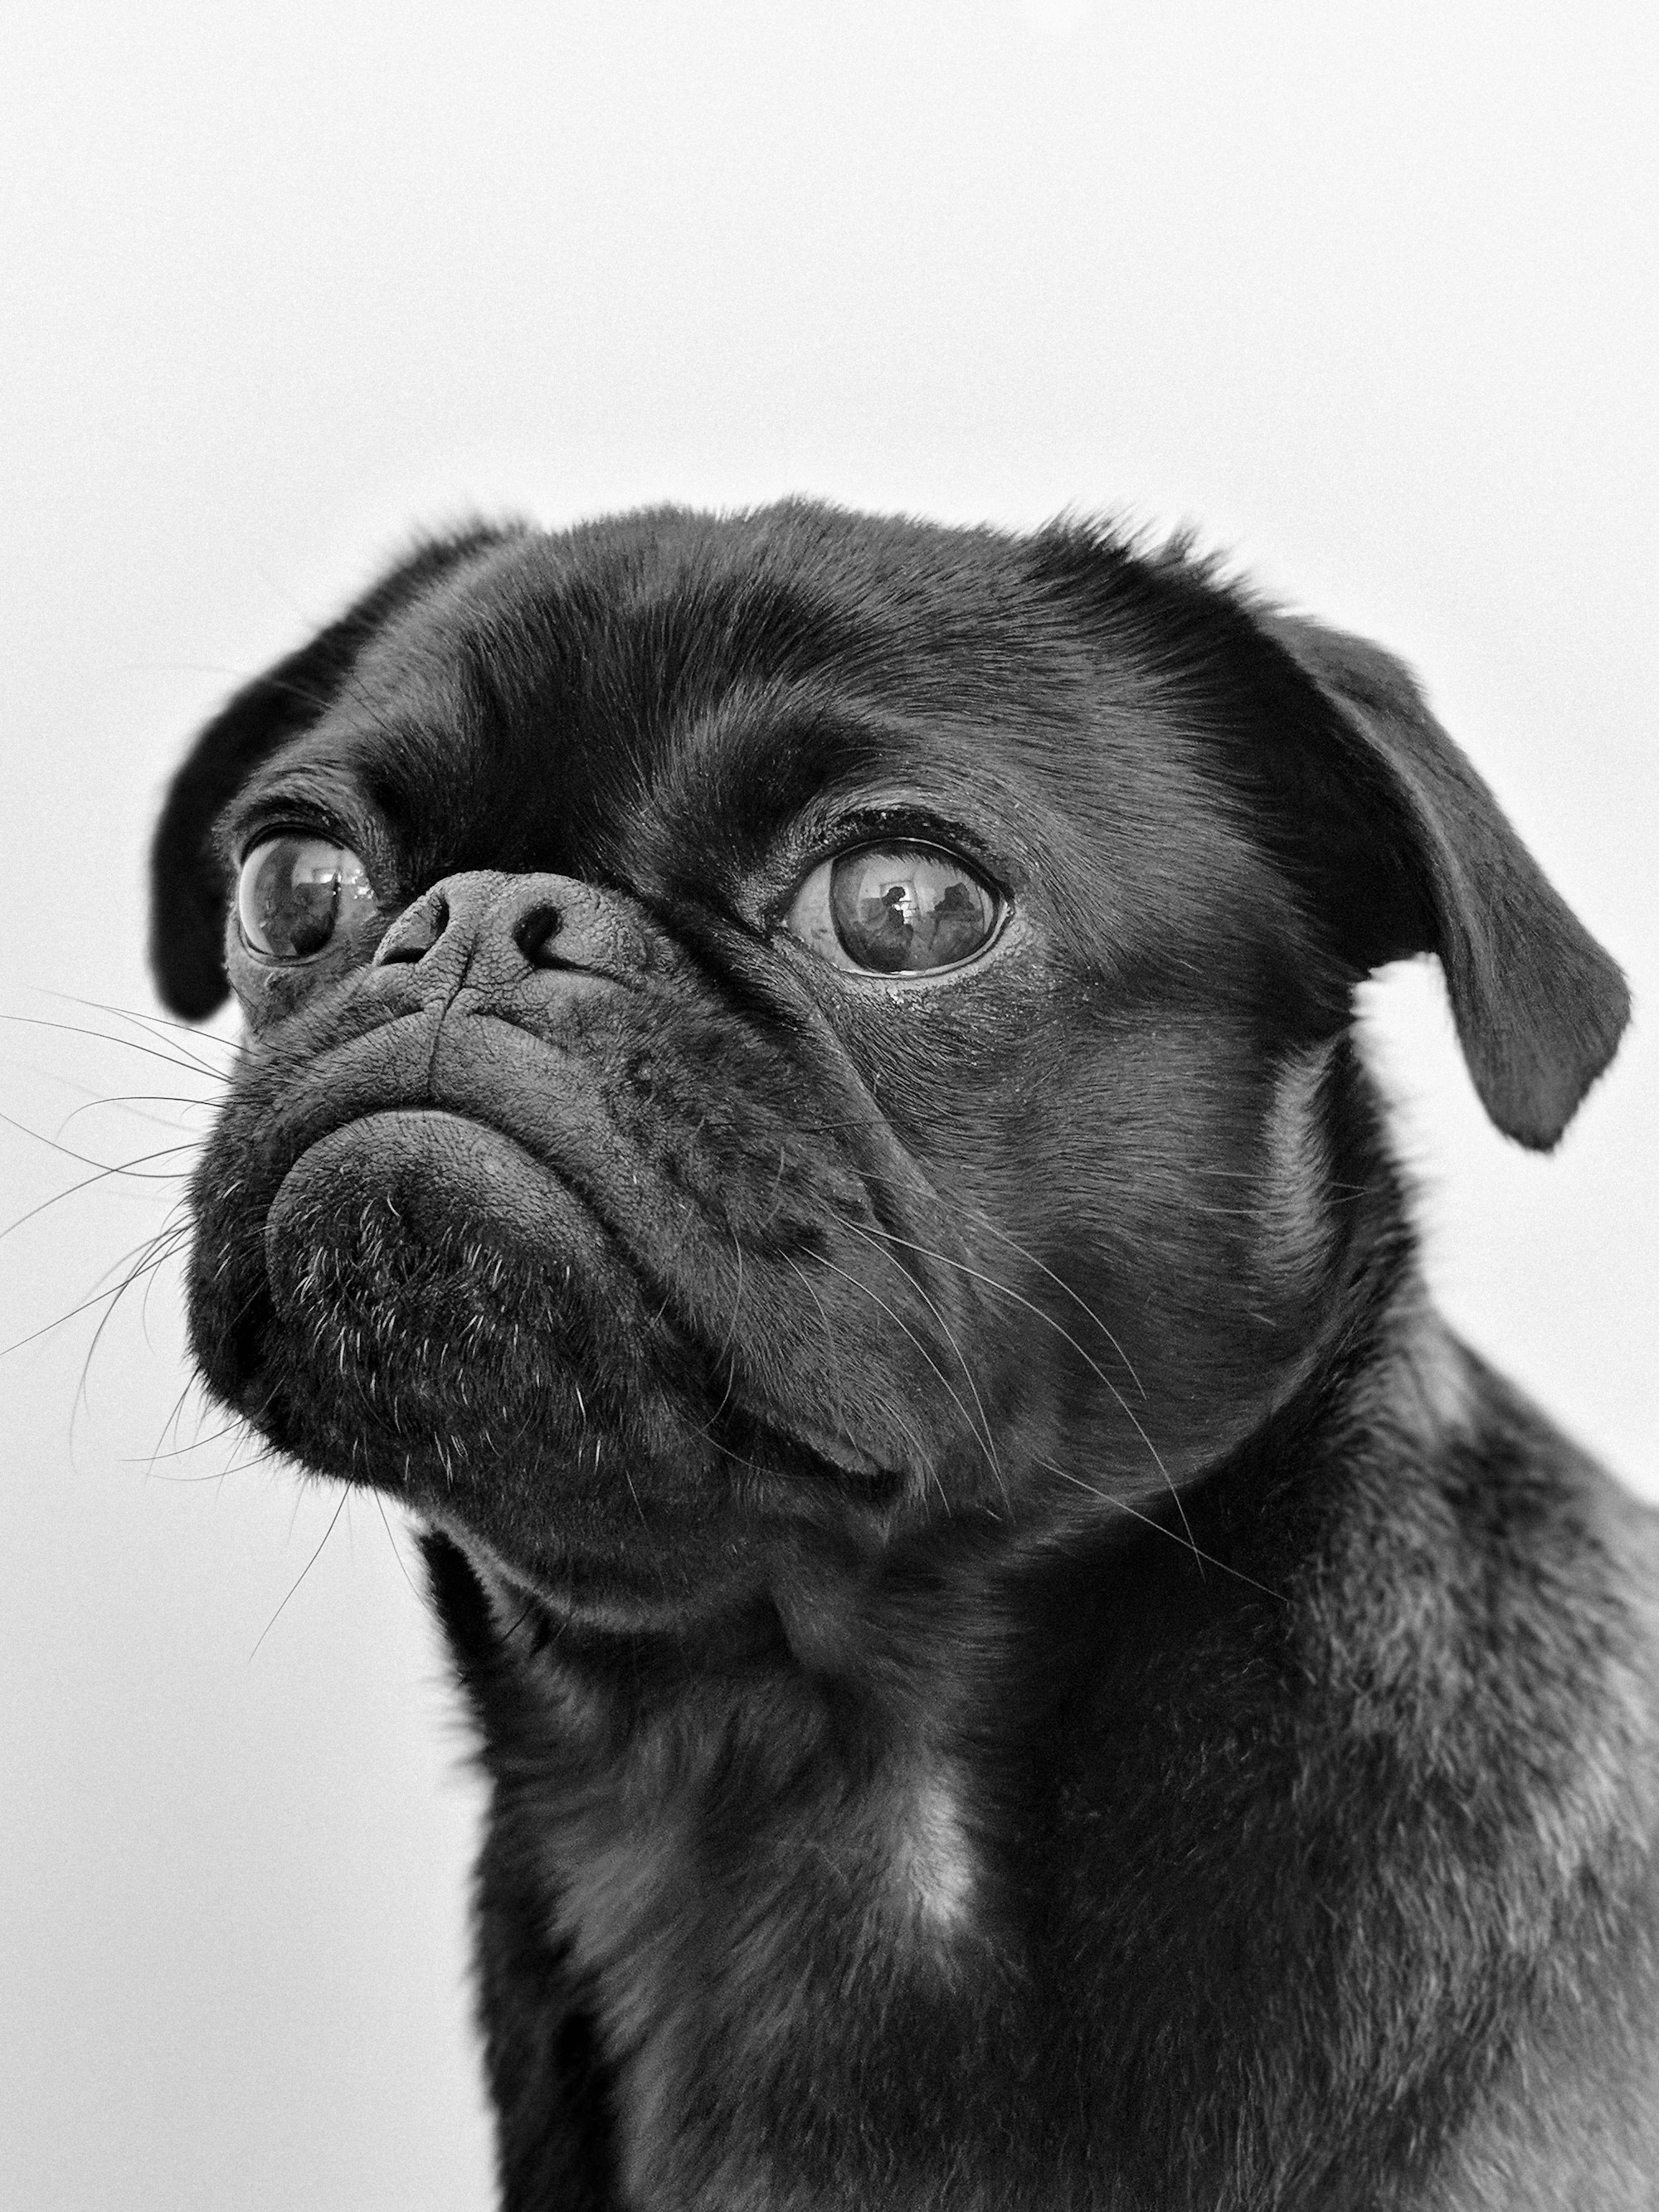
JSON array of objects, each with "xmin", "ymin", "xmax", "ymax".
[{"xmin": 150, "ymin": 503, "xmax": 1657, "ymax": 2209}]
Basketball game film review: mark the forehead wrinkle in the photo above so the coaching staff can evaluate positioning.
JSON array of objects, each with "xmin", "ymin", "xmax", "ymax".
[
  {"xmin": 382, "ymin": 553, "xmax": 892, "ymax": 871},
  {"xmin": 651, "ymin": 679, "xmax": 899, "ymax": 819},
  {"xmin": 620, "ymin": 683, "xmax": 1107, "ymax": 946},
  {"xmin": 642, "ymin": 681, "xmax": 1066, "ymax": 878},
  {"xmin": 241, "ymin": 681, "xmax": 542, "ymax": 896},
  {"xmin": 653, "ymin": 633, "xmax": 1105, "ymax": 805},
  {"xmin": 437, "ymin": 514, "xmax": 1074, "ymax": 754},
  {"xmin": 289, "ymin": 581, "xmax": 611, "ymax": 882},
  {"xmin": 257, "ymin": 519, "xmax": 1206, "ymax": 902}
]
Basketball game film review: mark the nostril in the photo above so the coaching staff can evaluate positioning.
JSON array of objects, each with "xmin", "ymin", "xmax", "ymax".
[{"xmin": 514, "ymin": 904, "xmax": 562, "ymax": 967}]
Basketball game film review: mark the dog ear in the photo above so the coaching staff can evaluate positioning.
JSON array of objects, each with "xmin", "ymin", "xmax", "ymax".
[
  {"xmin": 1259, "ymin": 611, "xmax": 1628, "ymax": 1151},
  {"xmin": 149, "ymin": 525, "xmax": 517, "ymax": 1020}
]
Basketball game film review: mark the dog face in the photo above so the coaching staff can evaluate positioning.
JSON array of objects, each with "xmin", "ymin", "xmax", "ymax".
[{"xmin": 150, "ymin": 503, "xmax": 1626, "ymax": 1627}]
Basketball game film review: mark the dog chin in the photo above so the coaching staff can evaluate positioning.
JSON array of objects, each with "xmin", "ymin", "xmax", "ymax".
[
  {"xmin": 236, "ymin": 1107, "xmax": 911, "ymax": 1607},
  {"xmin": 255, "ymin": 1111, "xmax": 599, "ymax": 1433},
  {"xmin": 240, "ymin": 1113, "xmax": 639, "ymax": 1491}
]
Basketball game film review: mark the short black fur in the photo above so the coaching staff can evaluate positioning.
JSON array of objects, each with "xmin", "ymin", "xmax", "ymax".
[{"xmin": 151, "ymin": 501, "xmax": 1656, "ymax": 2210}]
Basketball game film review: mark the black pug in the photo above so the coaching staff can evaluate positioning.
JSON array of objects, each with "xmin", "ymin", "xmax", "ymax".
[{"xmin": 149, "ymin": 504, "xmax": 1658, "ymax": 2210}]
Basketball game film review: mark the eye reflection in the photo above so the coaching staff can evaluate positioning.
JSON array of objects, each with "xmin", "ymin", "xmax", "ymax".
[
  {"xmin": 236, "ymin": 835, "xmax": 376, "ymax": 960},
  {"xmin": 786, "ymin": 843, "xmax": 1001, "ymax": 976}
]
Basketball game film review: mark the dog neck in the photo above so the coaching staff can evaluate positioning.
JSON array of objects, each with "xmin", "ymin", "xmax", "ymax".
[{"xmin": 426, "ymin": 1247, "xmax": 1659, "ymax": 2208}]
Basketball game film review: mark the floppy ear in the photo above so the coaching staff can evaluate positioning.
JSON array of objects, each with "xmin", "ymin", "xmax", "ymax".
[
  {"xmin": 1260, "ymin": 611, "xmax": 1629, "ymax": 1151},
  {"xmin": 149, "ymin": 525, "xmax": 518, "ymax": 1020}
]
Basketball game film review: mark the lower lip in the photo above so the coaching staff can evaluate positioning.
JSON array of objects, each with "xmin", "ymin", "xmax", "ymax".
[{"xmin": 263, "ymin": 1108, "xmax": 598, "ymax": 1279}]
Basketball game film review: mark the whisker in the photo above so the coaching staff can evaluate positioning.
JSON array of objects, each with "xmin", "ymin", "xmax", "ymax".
[
  {"xmin": 4, "ymin": 1244, "xmax": 186, "ymax": 1359},
  {"xmin": 83, "ymin": 1213, "xmax": 192, "ymax": 1299},
  {"xmin": 693, "ymin": 1230, "xmax": 747, "ymax": 1434},
  {"xmin": 139, "ymin": 1401, "xmax": 264, "ymax": 1483},
  {"xmin": 0, "ymin": 1109, "xmax": 199, "ymax": 1180},
  {"xmin": 855, "ymin": 1218, "xmax": 1199, "ymax": 1568},
  {"xmin": 76, "ymin": 1229, "xmax": 192, "ymax": 1417},
  {"xmin": 954, "ymin": 1204, "xmax": 1145, "ymax": 1398},
  {"xmin": 776, "ymin": 1252, "xmax": 939, "ymax": 1496},
  {"xmin": 123, "ymin": 1370, "xmax": 206, "ymax": 1476},
  {"xmin": 840, "ymin": 1220, "xmax": 1007, "ymax": 1511},
  {"xmin": 125, "ymin": 1422, "xmax": 242, "ymax": 1466},
  {"xmin": 37, "ymin": 988, "xmax": 239, "ymax": 1073},
  {"xmin": 0, "ymin": 1133, "xmax": 200, "ymax": 1244},
  {"xmin": 1035, "ymin": 1455, "xmax": 1284, "ymax": 1603},
  {"xmin": 0, "ymin": 1012, "xmax": 230, "ymax": 1087},
  {"xmin": 135, "ymin": 1219, "xmax": 192, "ymax": 1347},
  {"xmin": 57, "ymin": 1092, "xmax": 221, "ymax": 1130},
  {"xmin": 371, "ymin": 1487, "xmax": 423, "ymax": 1602},
  {"xmin": 217, "ymin": 1425, "xmax": 276, "ymax": 1481},
  {"xmin": 781, "ymin": 1252, "xmax": 931, "ymax": 1480},
  {"xmin": 783, "ymin": 1252, "xmax": 850, "ymax": 1407},
  {"xmin": 248, "ymin": 1488, "xmax": 351, "ymax": 1660},
  {"xmin": 0, "ymin": 1066, "xmax": 219, "ymax": 1138},
  {"xmin": 805, "ymin": 1248, "xmax": 1004, "ymax": 1509},
  {"xmin": 623, "ymin": 1462, "xmax": 649, "ymax": 1530}
]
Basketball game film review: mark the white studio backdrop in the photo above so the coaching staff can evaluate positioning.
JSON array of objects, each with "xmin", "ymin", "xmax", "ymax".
[{"xmin": 2, "ymin": 5, "xmax": 1655, "ymax": 2207}]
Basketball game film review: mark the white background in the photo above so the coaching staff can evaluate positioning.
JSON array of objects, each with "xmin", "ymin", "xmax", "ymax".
[{"xmin": 2, "ymin": 5, "xmax": 1655, "ymax": 2206}]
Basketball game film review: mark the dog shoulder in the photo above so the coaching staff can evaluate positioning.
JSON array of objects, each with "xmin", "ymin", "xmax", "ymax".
[
  {"xmin": 1427, "ymin": 1364, "xmax": 1659, "ymax": 2205},
  {"xmin": 1423, "ymin": 1897, "xmax": 1659, "ymax": 2210}
]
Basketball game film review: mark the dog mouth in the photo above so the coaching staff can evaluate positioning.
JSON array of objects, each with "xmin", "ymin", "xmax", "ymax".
[
  {"xmin": 248, "ymin": 1101, "xmax": 898, "ymax": 1505},
  {"xmin": 264, "ymin": 1106, "xmax": 605, "ymax": 1294}
]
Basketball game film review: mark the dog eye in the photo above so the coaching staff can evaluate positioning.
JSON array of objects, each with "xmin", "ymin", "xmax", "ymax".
[
  {"xmin": 236, "ymin": 835, "xmax": 377, "ymax": 960},
  {"xmin": 785, "ymin": 843, "xmax": 1002, "ymax": 976}
]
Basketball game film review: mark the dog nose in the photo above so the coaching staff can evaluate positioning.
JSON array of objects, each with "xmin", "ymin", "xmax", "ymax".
[{"xmin": 372, "ymin": 871, "xmax": 646, "ymax": 984}]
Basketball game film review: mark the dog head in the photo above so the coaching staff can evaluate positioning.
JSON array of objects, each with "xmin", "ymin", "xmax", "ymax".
[{"xmin": 150, "ymin": 504, "xmax": 1627, "ymax": 1626}]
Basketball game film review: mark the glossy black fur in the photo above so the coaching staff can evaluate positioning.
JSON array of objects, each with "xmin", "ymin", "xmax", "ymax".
[{"xmin": 150, "ymin": 504, "xmax": 1657, "ymax": 2208}]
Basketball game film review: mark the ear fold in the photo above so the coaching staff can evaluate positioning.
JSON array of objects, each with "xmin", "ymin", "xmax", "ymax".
[
  {"xmin": 149, "ymin": 525, "xmax": 518, "ymax": 1020},
  {"xmin": 1259, "ymin": 611, "xmax": 1628, "ymax": 1151}
]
